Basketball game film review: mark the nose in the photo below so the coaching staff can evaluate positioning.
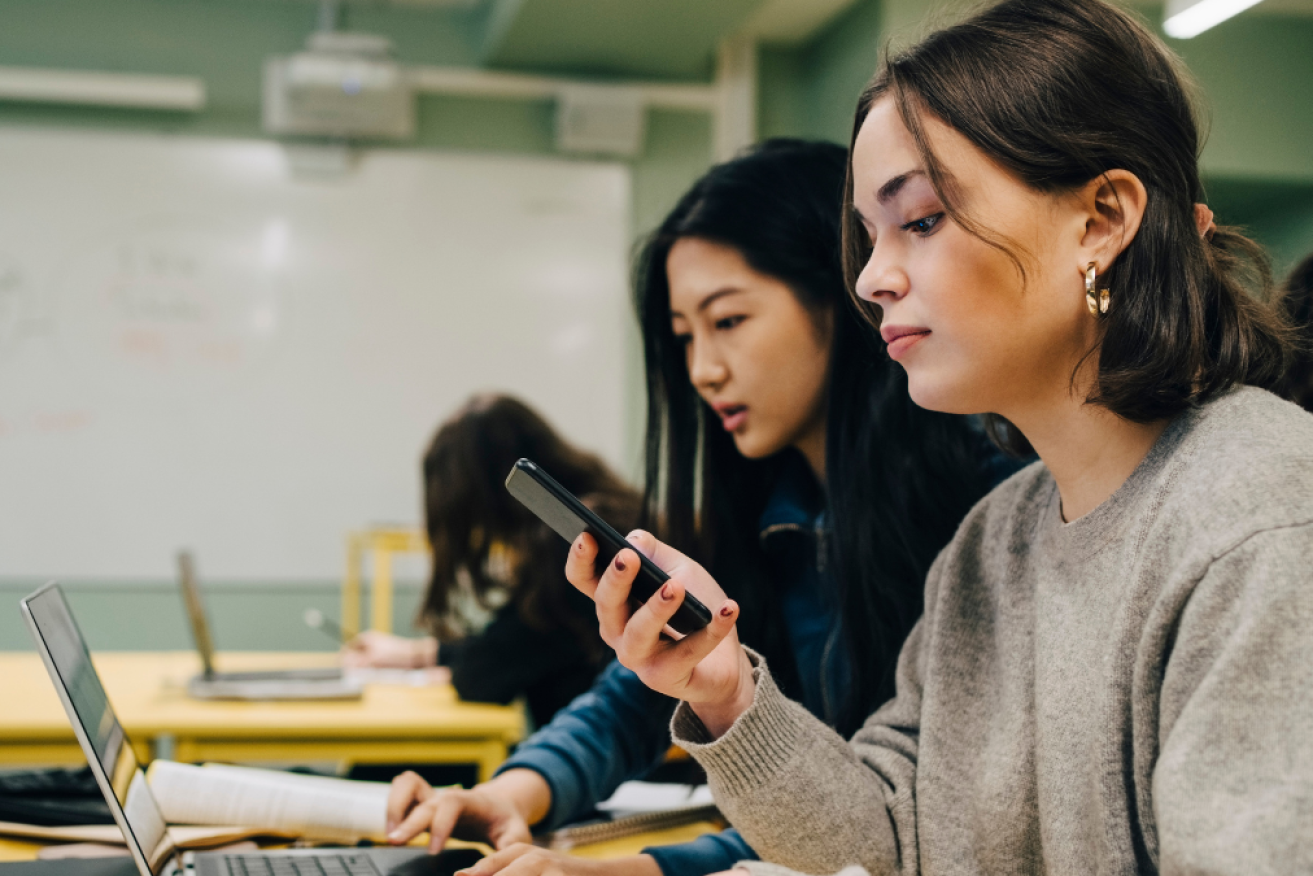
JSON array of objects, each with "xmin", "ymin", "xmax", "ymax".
[
  {"xmin": 854, "ymin": 238, "xmax": 909, "ymax": 306},
  {"xmin": 686, "ymin": 336, "xmax": 728, "ymax": 392}
]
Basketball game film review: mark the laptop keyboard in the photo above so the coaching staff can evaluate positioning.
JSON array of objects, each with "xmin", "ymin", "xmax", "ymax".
[{"xmin": 223, "ymin": 854, "xmax": 380, "ymax": 876}]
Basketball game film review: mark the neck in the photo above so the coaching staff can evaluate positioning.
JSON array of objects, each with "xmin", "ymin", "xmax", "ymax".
[
  {"xmin": 1005, "ymin": 383, "xmax": 1168, "ymax": 522},
  {"xmin": 794, "ymin": 423, "xmax": 827, "ymax": 487}
]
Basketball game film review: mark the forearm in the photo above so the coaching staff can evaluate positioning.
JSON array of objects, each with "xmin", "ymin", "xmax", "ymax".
[
  {"xmin": 672, "ymin": 653, "xmax": 905, "ymax": 875},
  {"xmin": 480, "ymin": 768, "xmax": 553, "ymax": 829},
  {"xmin": 596, "ymin": 857, "xmax": 661, "ymax": 876}
]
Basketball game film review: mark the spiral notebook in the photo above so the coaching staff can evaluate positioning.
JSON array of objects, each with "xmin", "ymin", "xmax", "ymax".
[{"xmin": 540, "ymin": 783, "xmax": 721, "ymax": 850}]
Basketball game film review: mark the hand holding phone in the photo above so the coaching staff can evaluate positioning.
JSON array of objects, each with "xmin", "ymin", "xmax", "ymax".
[{"xmin": 504, "ymin": 458, "xmax": 712, "ymax": 634}]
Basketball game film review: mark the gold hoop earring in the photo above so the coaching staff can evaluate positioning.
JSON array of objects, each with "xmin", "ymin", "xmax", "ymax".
[{"xmin": 1085, "ymin": 262, "xmax": 1110, "ymax": 317}]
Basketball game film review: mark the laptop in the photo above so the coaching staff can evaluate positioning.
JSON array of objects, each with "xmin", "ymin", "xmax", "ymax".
[
  {"xmin": 176, "ymin": 552, "xmax": 362, "ymax": 701},
  {"xmin": 20, "ymin": 582, "xmax": 481, "ymax": 876}
]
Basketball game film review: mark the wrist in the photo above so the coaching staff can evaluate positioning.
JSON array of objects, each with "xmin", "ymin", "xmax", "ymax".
[
  {"xmin": 612, "ymin": 856, "xmax": 662, "ymax": 876},
  {"xmin": 485, "ymin": 768, "xmax": 552, "ymax": 827},
  {"xmin": 692, "ymin": 648, "xmax": 756, "ymax": 739},
  {"xmin": 413, "ymin": 637, "xmax": 438, "ymax": 668}
]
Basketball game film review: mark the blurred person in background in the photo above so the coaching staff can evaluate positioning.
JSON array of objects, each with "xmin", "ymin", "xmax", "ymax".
[{"xmin": 343, "ymin": 393, "xmax": 639, "ymax": 731}]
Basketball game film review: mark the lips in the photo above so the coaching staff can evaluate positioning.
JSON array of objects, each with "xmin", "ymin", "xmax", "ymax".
[
  {"xmin": 712, "ymin": 403, "xmax": 748, "ymax": 432},
  {"xmin": 880, "ymin": 324, "xmax": 931, "ymax": 361}
]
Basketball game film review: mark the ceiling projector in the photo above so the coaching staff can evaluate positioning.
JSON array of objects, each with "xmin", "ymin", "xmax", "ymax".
[{"xmin": 263, "ymin": 31, "xmax": 414, "ymax": 140}]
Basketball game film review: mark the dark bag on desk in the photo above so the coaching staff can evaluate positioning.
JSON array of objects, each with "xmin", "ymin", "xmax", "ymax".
[{"xmin": 0, "ymin": 767, "xmax": 114, "ymax": 826}]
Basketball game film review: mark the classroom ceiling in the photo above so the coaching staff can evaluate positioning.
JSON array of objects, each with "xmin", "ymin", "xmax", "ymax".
[
  {"xmin": 476, "ymin": 0, "xmax": 865, "ymax": 78},
  {"xmin": 275, "ymin": 0, "xmax": 865, "ymax": 79},
  {"xmin": 302, "ymin": 0, "xmax": 1313, "ymax": 81},
  {"xmin": 477, "ymin": 0, "xmax": 766, "ymax": 79},
  {"xmin": 1124, "ymin": 0, "xmax": 1313, "ymax": 16}
]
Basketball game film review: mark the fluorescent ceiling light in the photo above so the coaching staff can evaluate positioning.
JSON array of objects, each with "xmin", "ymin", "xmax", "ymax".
[
  {"xmin": 1164, "ymin": 0, "xmax": 1266, "ymax": 39},
  {"xmin": 0, "ymin": 66, "xmax": 205, "ymax": 110}
]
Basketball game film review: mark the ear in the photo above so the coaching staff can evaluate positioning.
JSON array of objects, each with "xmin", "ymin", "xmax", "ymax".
[{"xmin": 1076, "ymin": 169, "xmax": 1147, "ymax": 271}]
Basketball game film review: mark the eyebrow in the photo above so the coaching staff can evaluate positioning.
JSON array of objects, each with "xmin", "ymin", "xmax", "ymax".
[
  {"xmin": 669, "ymin": 286, "xmax": 746, "ymax": 319},
  {"xmin": 877, "ymin": 170, "xmax": 926, "ymax": 204}
]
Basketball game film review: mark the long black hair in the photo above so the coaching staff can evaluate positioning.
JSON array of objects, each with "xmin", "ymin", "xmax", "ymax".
[{"xmin": 635, "ymin": 139, "xmax": 995, "ymax": 737}]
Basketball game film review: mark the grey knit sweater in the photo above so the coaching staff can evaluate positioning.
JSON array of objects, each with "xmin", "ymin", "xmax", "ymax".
[{"xmin": 672, "ymin": 387, "xmax": 1313, "ymax": 875}]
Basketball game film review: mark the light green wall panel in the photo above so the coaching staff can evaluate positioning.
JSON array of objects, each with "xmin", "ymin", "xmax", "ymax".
[
  {"xmin": 758, "ymin": 0, "xmax": 883, "ymax": 147},
  {"xmin": 1163, "ymin": 14, "xmax": 1313, "ymax": 183},
  {"xmin": 757, "ymin": 47, "xmax": 808, "ymax": 142},
  {"xmin": 413, "ymin": 94, "xmax": 556, "ymax": 154},
  {"xmin": 0, "ymin": 580, "xmax": 428, "ymax": 652},
  {"xmin": 795, "ymin": 0, "xmax": 883, "ymax": 147},
  {"xmin": 633, "ymin": 110, "xmax": 713, "ymax": 237},
  {"xmin": 1253, "ymin": 201, "xmax": 1313, "ymax": 279}
]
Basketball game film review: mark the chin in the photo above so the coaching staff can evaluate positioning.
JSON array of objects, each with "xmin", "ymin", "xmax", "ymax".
[
  {"xmin": 731, "ymin": 431, "xmax": 782, "ymax": 460},
  {"xmin": 904, "ymin": 371, "xmax": 980, "ymax": 416}
]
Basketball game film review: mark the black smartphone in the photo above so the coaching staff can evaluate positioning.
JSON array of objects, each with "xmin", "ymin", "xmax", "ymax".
[{"xmin": 504, "ymin": 458, "xmax": 712, "ymax": 635}]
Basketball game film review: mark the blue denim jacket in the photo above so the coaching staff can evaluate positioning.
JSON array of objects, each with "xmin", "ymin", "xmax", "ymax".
[{"xmin": 497, "ymin": 456, "xmax": 839, "ymax": 876}]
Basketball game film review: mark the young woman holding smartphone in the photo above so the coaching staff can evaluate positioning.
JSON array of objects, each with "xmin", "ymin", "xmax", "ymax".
[
  {"xmin": 385, "ymin": 141, "xmax": 1015, "ymax": 874},
  {"xmin": 554, "ymin": 2, "xmax": 1313, "ymax": 874}
]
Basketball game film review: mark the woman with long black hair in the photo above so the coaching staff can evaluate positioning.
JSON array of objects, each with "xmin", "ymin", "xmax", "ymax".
[{"xmin": 384, "ymin": 140, "xmax": 1013, "ymax": 876}]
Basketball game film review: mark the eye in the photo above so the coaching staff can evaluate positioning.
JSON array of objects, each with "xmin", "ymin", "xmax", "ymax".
[
  {"xmin": 671, "ymin": 331, "xmax": 692, "ymax": 348},
  {"xmin": 900, "ymin": 212, "xmax": 944, "ymax": 236},
  {"xmin": 714, "ymin": 315, "xmax": 746, "ymax": 331}
]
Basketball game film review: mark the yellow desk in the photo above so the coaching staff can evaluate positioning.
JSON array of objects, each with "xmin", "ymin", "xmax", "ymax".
[{"xmin": 0, "ymin": 652, "xmax": 523, "ymax": 782}]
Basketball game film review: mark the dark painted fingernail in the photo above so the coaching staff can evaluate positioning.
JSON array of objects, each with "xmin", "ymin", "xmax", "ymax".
[
  {"xmin": 614, "ymin": 555, "xmax": 626, "ymax": 571},
  {"xmin": 720, "ymin": 603, "xmax": 734, "ymax": 617},
  {"xmin": 660, "ymin": 582, "xmax": 674, "ymax": 600}
]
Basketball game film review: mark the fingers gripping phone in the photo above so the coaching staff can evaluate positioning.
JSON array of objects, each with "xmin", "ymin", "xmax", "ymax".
[{"xmin": 504, "ymin": 458, "xmax": 712, "ymax": 635}]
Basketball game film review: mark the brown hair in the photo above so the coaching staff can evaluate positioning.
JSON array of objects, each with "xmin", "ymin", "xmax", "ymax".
[
  {"xmin": 419, "ymin": 394, "xmax": 638, "ymax": 659},
  {"xmin": 841, "ymin": 0, "xmax": 1292, "ymax": 454},
  {"xmin": 1275, "ymin": 254, "xmax": 1313, "ymax": 412}
]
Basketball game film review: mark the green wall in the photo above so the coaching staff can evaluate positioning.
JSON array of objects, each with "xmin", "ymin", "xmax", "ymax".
[
  {"xmin": 758, "ymin": 0, "xmax": 1313, "ymax": 276},
  {"xmin": 759, "ymin": 0, "xmax": 883, "ymax": 146},
  {"xmin": 0, "ymin": 579, "xmax": 428, "ymax": 652}
]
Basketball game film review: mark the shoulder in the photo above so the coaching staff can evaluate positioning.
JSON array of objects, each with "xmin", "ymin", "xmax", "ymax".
[{"xmin": 1153, "ymin": 387, "xmax": 1313, "ymax": 552}]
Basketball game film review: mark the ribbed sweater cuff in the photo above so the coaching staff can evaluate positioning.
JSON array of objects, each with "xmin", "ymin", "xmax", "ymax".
[{"xmin": 669, "ymin": 647, "xmax": 809, "ymax": 797}]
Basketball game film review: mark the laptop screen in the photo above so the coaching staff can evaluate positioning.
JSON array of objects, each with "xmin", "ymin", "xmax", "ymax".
[
  {"xmin": 23, "ymin": 583, "xmax": 175, "ymax": 876},
  {"xmin": 176, "ymin": 551, "xmax": 216, "ymax": 678}
]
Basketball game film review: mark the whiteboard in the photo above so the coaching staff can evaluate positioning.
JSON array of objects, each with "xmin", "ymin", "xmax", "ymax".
[{"xmin": 0, "ymin": 129, "xmax": 632, "ymax": 579}]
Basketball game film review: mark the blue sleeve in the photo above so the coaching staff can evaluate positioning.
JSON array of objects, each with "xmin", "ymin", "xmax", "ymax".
[
  {"xmin": 494, "ymin": 659, "xmax": 676, "ymax": 830},
  {"xmin": 644, "ymin": 829, "xmax": 758, "ymax": 876}
]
